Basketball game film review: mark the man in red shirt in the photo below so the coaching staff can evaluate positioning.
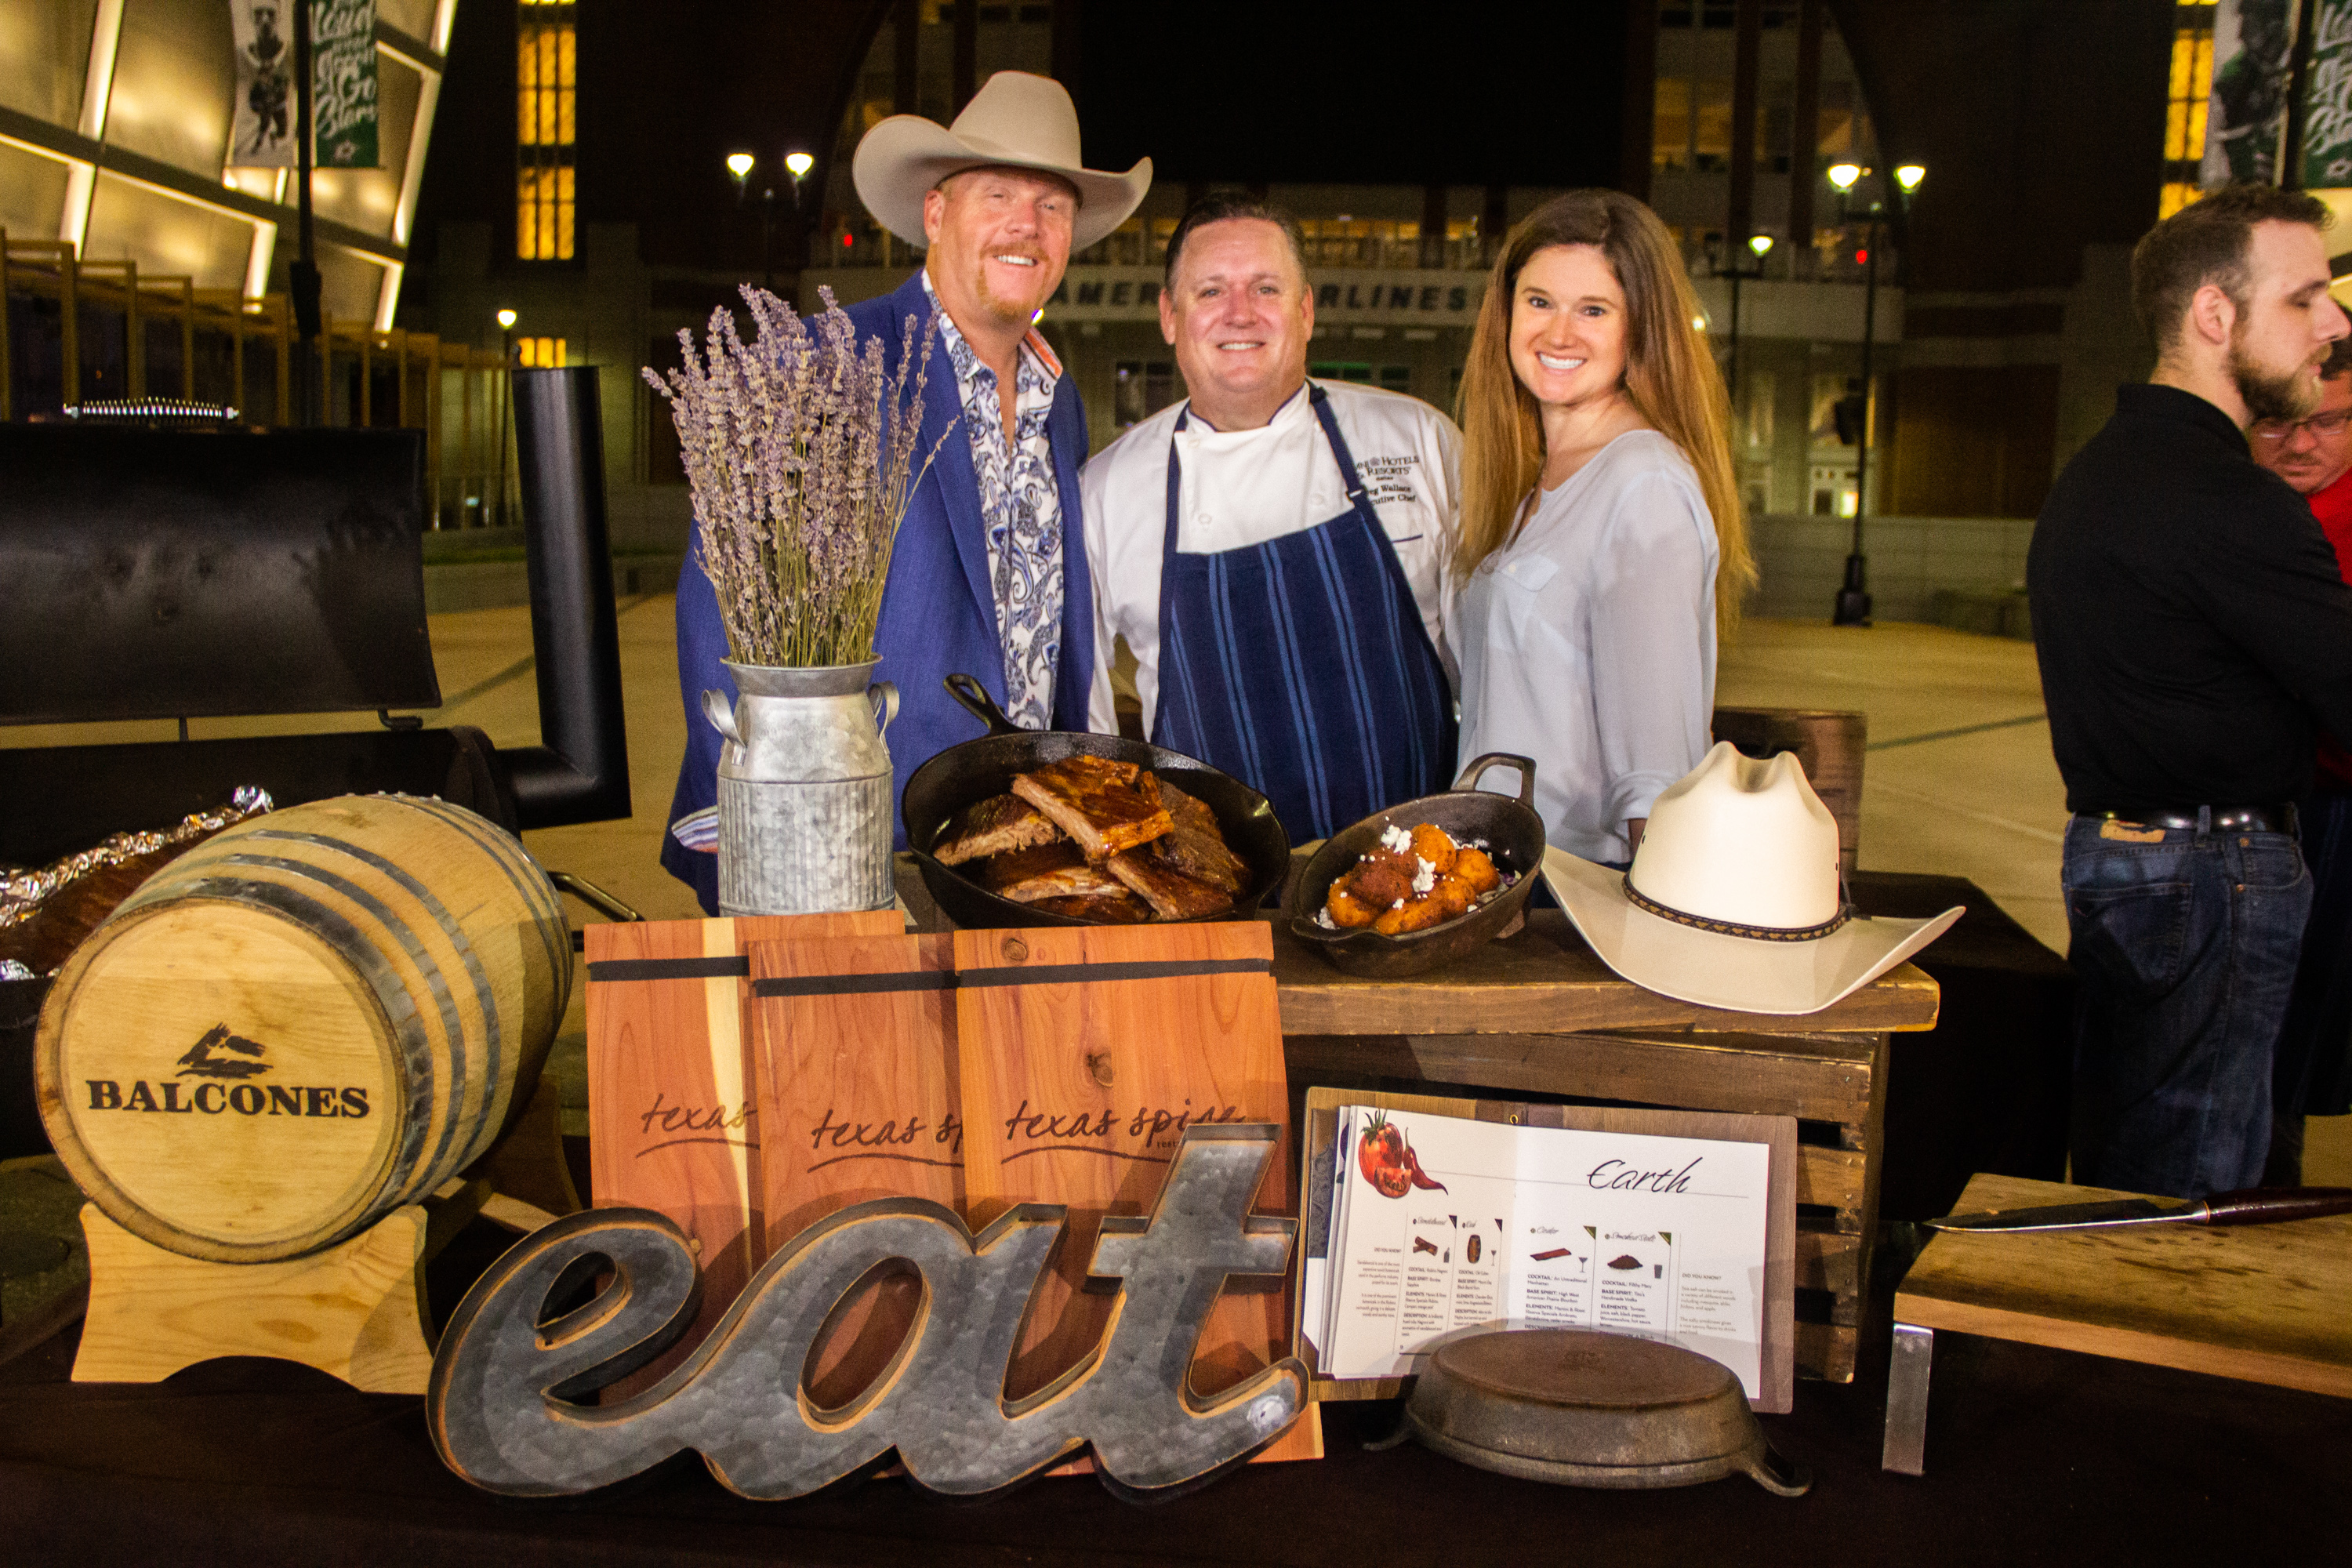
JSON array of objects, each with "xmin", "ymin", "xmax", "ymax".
[{"xmin": 2250, "ymin": 337, "xmax": 2352, "ymax": 1179}]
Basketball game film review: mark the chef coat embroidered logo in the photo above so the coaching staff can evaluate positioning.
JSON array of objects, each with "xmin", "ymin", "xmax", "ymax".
[{"xmin": 1355, "ymin": 454, "xmax": 1423, "ymax": 506}]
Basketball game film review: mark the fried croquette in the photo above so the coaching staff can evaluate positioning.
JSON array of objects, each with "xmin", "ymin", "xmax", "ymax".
[
  {"xmin": 1407, "ymin": 822, "xmax": 1457, "ymax": 875},
  {"xmin": 1454, "ymin": 845, "xmax": 1501, "ymax": 895},
  {"xmin": 1374, "ymin": 897, "xmax": 1452, "ymax": 935}
]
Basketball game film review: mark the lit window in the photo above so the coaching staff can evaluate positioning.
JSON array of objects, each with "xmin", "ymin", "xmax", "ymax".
[
  {"xmin": 517, "ymin": 2, "xmax": 577, "ymax": 260},
  {"xmin": 2161, "ymin": 3, "xmax": 2216, "ymax": 219},
  {"xmin": 517, "ymin": 337, "xmax": 567, "ymax": 368},
  {"xmin": 1653, "ymin": 78, "xmax": 1693, "ymax": 172}
]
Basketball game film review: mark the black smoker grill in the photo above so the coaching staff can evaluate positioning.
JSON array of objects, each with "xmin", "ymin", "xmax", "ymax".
[{"xmin": 0, "ymin": 366, "xmax": 636, "ymax": 1155}]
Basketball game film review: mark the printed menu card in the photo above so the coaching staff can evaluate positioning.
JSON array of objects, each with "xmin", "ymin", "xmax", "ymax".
[{"xmin": 1305, "ymin": 1104, "xmax": 1777, "ymax": 1399}]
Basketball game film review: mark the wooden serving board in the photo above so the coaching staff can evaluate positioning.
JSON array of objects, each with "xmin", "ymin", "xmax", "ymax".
[
  {"xmin": 954, "ymin": 921, "xmax": 1319, "ymax": 1461},
  {"xmin": 1896, "ymin": 1172, "xmax": 2352, "ymax": 1397},
  {"xmin": 584, "ymin": 912, "xmax": 898, "ymax": 1393},
  {"xmin": 750, "ymin": 932, "xmax": 961, "ymax": 1406}
]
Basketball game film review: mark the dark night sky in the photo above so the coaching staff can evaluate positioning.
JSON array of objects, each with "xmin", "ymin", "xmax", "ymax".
[{"xmin": 1075, "ymin": 2, "xmax": 1631, "ymax": 188}]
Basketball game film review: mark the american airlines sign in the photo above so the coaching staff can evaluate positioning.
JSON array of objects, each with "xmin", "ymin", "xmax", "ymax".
[{"xmin": 1043, "ymin": 267, "xmax": 1488, "ymax": 325}]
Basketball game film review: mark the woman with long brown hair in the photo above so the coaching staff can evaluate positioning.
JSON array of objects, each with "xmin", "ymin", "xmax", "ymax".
[{"xmin": 1448, "ymin": 190, "xmax": 1755, "ymax": 865}]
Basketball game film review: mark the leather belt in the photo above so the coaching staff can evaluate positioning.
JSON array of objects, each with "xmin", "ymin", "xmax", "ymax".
[{"xmin": 2085, "ymin": 804, "xmax": 2298, "ymax": 834}]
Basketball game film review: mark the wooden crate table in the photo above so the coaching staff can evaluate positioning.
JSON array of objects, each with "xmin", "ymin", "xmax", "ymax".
[
  {"xmin": 1882, "ymin": 1172, "xmax": 2352, "ymax": 1474},
  {"xmin": 1274, "ymin": 907, "xmax": 1942, "ymax": 1384}
]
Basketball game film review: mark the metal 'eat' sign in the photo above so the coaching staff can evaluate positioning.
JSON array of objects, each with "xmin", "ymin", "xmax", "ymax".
[{"xmin": 426, "ymin": 1123, "xmax": 1305, "ymax": 1501}]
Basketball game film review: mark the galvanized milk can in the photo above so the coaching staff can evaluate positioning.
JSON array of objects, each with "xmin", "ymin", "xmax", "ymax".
[{"xmin": 703, "ymin": 661, "xmax": 899, "ymax": 914}]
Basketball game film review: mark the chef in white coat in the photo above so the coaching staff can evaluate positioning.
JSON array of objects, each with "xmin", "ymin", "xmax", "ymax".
[{"xmin": 1081, "ymin": 195, "xmax": 1464, "ymax": 843}]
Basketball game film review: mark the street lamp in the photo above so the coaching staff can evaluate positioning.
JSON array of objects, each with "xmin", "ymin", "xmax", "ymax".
[
  {"xmin": 1726, "ymin": 232, "xmax": 1774, "ymax": 405},
  {"xmin": 1826, "ymin": 161, "xmax": 1923, "ymax": 626},
  {"xmin": 783, "ymin": 151, "xmax": 816, "ymax": 273}
]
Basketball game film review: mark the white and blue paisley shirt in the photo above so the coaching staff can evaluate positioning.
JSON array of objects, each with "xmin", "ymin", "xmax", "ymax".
[{"xmin": 924, "ymin": 274, "xmax": 1065, "ymax": 731}]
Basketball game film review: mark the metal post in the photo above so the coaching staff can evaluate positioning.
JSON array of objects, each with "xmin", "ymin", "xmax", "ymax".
[
  {"xmin": 0, "ymin": 232, "xmax": 12, "ymax": 422},
  {"xmin": 495, "ymin": 345, "xmax": 512, "ymax": 528},
  {"xmin": 60, "ymin": 249, "xmax": 79, "ymax": 408},
  {"xmin": 1727, "ymin": 263, "xmax": 1744, "ymax": 407},
  {"xmin": 179, "ymin": 278, "xmax": 194, "ymax": 398},
  {"xmin": 124, "ymin": 259, "xmax": 143, "ymax": 398},
  {"xmin": 1881, "ymin": 1322, "xmax": 1934, "ymax": 1475},
  {"xmin": 290, "ymin": 0, "xmax": 321, "ymax": 426},
  {"xmin": 761, "ymin": 187, "xmax": 775, "ymax": 292},
  {"xmin": 1834, "ymin": 210, "xmax": 1879, "ymax": 626}
]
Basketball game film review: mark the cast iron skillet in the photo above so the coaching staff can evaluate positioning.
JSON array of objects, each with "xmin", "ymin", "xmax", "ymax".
[
  {"xmin": 1283, "ymin": 753, "xmax": 1545, "ymax": 978},
  {"xmin": 900, "ymin": 674, "xmax": 1292, "ymax": 929}
]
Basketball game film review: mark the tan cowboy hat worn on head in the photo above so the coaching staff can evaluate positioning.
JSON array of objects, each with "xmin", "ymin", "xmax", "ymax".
[
  {"xmin": 852, "ymin": 71, "xmax": 1152, "ymax": 252},
  {"xmin": 1542, "ymin": 742, "xmax": 1962, "ymax": 1015}
]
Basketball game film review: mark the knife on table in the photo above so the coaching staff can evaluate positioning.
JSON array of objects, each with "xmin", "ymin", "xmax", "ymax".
[{"xmin": 1926, "ymin": 1186, "xmax": 2352, "ymax": 1234}]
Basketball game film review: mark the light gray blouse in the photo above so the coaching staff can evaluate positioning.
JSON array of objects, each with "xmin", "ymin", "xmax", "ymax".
[{"xmin": 1448, "ymin": 430, "xmax": 1719, "ymax": 866}]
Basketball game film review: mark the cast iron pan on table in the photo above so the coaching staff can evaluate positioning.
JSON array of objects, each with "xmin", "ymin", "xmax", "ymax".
[
  {"xmin": 901, "ymin": 674, "xmax": 1291, "ymax": 929},
  {"xmin": 1282, "ymin": 753, "xmax": 1546, "ymax": 978}
]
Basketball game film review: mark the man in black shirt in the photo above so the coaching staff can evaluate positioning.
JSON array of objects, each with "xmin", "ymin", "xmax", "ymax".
[{"xmin": 2030, "ymin": 183, "xmax": 2352, "ymax": 1197}]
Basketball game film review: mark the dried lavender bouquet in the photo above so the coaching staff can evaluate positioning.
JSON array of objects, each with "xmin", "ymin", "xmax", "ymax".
[{"xmin": 644, "ymin": 285, "xmax": 942, "ymax": 668}]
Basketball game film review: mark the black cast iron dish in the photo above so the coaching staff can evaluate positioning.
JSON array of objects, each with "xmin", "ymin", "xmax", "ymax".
[
  {"xmin": 1388, "ymin": 1327, "xmax": 1809, "ymax": 1495},
  {"xmin": 901, "ymin": 674, "xmax": 1292, "ymax": 930},
  {"xmin": 1283, "ymin": 753, "xmax": 1544, "ymax": 978}
]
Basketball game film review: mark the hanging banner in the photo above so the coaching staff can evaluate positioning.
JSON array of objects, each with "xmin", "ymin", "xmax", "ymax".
[
  {"xmin": 2204, "ymin": 0, "xmax": 2297, "ymax": 187},
  {"xmin": 228, "ymin": 2, "xmax": 379, "ymax": 169},
  {"xmin": 2303, "ymin": 0, "xmax": 2352, "ymax": 187},
  {"xmin": 228, "ymin": 2, "xmax": 296, "ymax": 164}
]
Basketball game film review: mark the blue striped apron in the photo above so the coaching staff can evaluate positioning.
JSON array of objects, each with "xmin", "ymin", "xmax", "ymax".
[{"xmin": 1152, "ymin": 385, "xmax": 1456, "ymax": 843}]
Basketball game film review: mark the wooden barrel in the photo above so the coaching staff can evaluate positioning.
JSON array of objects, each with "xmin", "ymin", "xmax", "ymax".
[{"xmin": 34, "ymin": 794, "xmax": 572, "ymax": 1262}]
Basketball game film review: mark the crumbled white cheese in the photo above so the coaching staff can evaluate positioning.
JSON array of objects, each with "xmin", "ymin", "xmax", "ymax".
[
  {"xmin": 1412, "ymin": 857, "xmax": 1436, "ymax": 895},
  {"xmin": 1392, "ymin": 898, "xmax": 1406, "ymax": 910},
  {"xmin": 1379, "ymin": 822, "xmax": 1412, "ymax": 854},
  {"xmin": 1314, "ymin": 906, "xmax": 1338, "ymax": 930}
]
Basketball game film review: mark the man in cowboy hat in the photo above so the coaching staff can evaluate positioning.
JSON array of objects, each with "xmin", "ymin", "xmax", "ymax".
[
  {"xmin": 662, "ymin": 72, "xmax": 1150, "ymax": 909},
  {"xmin": 1080, "ymin": 195, "xmax": 1461, "ymax": 846}
]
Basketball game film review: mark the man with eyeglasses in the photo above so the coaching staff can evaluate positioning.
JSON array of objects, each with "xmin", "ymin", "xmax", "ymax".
[
  {"xmin": 2249, "ymin": 338, "xmax": 2352, "ymax": 1181},
  {"xmin": 2030, "ymin": 185, "xmax": 2352, "ymax": 1198}
]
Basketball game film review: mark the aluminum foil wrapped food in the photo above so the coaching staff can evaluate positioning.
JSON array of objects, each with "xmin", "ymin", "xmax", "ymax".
[{"xmin": 0, "ymin": 786, "xmax": 271, "ymax": 978}]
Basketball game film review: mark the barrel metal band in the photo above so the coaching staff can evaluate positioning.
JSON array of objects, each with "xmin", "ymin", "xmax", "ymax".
[
  {"xmin": 216, "ymin": 852, "xmax": 478, "ymax": 1189},
  {"xmin": 397, "ymin": 796, "xmax": 572, "ymax": 1000},
  {"xmin": 244, "ymin": 828, "xmax": 512, "ymax": 1171},
  {"xmin": 1619, "ymin": 874, "xmax": 1850, "ymax": 943},
  {"xmin": 165, "ymin": 873, "xmax": 435, "ymax": 1233}
]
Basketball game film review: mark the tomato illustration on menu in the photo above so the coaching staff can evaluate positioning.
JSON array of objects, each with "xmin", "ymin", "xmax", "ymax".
[{"xmin": 1356, "ymin": 1109, "xmax": 1447, "ymax": 1198}]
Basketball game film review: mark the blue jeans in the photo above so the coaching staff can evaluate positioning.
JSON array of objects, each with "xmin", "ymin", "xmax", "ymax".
[{"xmin": 2062, "ymin": 813, "xmax": 2310, "ymax": 1198}]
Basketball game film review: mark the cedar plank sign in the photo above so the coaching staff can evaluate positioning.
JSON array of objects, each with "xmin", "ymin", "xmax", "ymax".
[
  {"xmin": 953, "ymin": 921, "xmax": 1321, "ymax": 1461},
  {"xmin": 584, "ymin": 913, "xmax": 898, "ymax": 1393},
  {"xmin": 750, "ymin": 931, "xmax": 961, "ymax": 1406}
]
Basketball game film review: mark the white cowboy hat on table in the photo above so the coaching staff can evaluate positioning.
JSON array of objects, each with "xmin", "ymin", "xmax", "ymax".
[
  {"xmin": 1542, "ymin": 741, "xmax": 1962, "ymax": 1015},
  {"xmin": 852, "ymin": 71, "xmax": 1152, "ymax": 252}
]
